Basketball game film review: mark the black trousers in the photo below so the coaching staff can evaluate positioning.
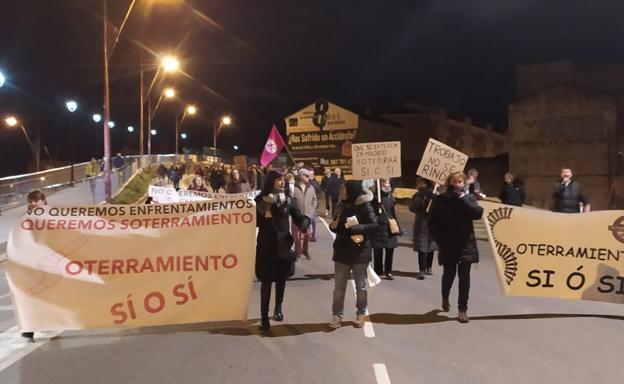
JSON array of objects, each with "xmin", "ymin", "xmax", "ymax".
[
  {"xmin": 260, "ymin": 280, "xmax": 286, "ymax": 320},
  {"xmin": 373, "ymin": 248, "xmax": 395, "ymax": 274},
  {"xmin": 324, "ymin": 192, "xmax": 331, "ymax": 211},
  {"xmin": 441, "ymin": 260, "xmax": 472, "ymax": 311},
  {"xmin": 331, "ymin": 198, "xmax": 339, "ymax": 216},
  {"xmin": 418, "ymin": 251, "xmax": 434, "ymax": 272}
]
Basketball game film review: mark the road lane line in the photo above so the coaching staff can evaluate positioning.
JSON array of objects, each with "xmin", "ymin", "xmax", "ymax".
[
  {"xmin": 320, "ymin": 217, "xmax": 376, "ymax": 338},
  {"xmin": 373, "ymin": 363, "xmax": 391, "ymax": 384}
]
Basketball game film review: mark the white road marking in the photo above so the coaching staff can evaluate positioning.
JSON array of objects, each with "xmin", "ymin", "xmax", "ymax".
[
  {"xmin": 373, "ymin": 363, "xmax": 392, "ymax": 384},
  {"xmin": 320, "ymin": 217, "xmax": 376, "ymax": 338},
  {"xmin": 0, "ymin": 326, "xmax": 61, "ymax": 372}
]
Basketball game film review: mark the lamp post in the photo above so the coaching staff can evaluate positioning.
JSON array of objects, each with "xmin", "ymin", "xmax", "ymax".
[
  {"xmin": 176, "ymin": 105, "xmax": 196, "ymax": 155},
  {"xmin": 0, "ymin": 70, "xmax": 5, "ymax": 88},
  {"xmin": 66, "ymin": 100, "xmax": 78, "ymax": 185},
  {"xmin": 148, "ymin": 86, "xmax": 176, "ymax": 159},
  {"xmin": 213, "ymin": 115, "xmax": 232, "ymax": 159},
  {"xmin": 4, "ymin": 116, "xmax": 37, "ymax": 162}
]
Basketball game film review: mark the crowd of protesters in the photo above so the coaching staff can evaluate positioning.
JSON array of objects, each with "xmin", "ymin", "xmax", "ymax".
[{"xmin": 21, "ymin": 159, "xmax": 592, "ymax": 339}]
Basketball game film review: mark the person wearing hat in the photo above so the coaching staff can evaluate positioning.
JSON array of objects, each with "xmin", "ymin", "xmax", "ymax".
[
  {"xmin": 292, "ymin": 168, "xmax": 318, "ymax": 259},
  {"xmin": 329, "ymin": 180, "xmax": 379, "ymax": 329},
  {"xmin": 255, "ymin": 170, "xmax": 311, "ymax": 332}
]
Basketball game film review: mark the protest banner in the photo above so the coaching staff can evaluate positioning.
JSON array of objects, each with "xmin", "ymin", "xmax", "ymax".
[
  {"xmin": 416, "ymin": 138, "xmax": 468, "ymax": 184},
  {"xmin": 481, "ymin": 200, "xmax": 624, "ymax": 304},
  {"xmin": 6, "ymin": 198, "xmax": 257, "ymax": 330},
  {"xmin": 351, "ymin": 141, "xmax": 401, "ymax": 180},
  {"xmin": 148, "ymin": 185, "xmax": 259, "ymax": 203}
]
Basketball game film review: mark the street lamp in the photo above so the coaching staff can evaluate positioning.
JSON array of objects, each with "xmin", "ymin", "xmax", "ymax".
[
  {"xmin": 93, "ymin": 114, "xmax": 102, "ymax": 123},
  {"xmin": 233, "ymin": 145, "xmax": 239, "ymax": 151},
  {"xmin": 164, "ymin": 87, "xmax": 175, "ymax": 98},
  {"xmin": 175, "ymin": 105, "xmax": 197, "ymax": 155},
  {"xmin": 213, "ymin": 115, "xmax": 232, "ymax": 158},
  {"xmin": 66, "ymin": 100, "xmax": 78, "ymax": 185},
  {"xmin": 180, "ymin": 133, "xmax": 188, "ymax": 140},
  {"xmin": 151, "ymin": 129, "xmax": 157, "ymax": 136},
  {"xmin": 161, "ymin": 56, "xmax": 180, "ymax": 73},
  {"xmin": 4, "ymin": 116, "xmax": 37, "ymax": 168},
  {"xmin": 0, "ymin": 70, "xmax": 5, "ymax": 88},
  {"xmin": 108, "ymin": 121, "xmax": 115, "ymax": 128},
  {"xmin": 127, "ymin": 126, "xmax": 135, "ymax": 133}
]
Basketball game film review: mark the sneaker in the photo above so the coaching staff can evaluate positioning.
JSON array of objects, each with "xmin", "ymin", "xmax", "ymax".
[
  {"xmin": 385, "ymin": 273, "xmax": 394, "ymax": 280},
  {"xmin": 329, "ymin": 315, "xmax": 342, "ymax": 329},
  {"xmin": 416, "ymin": 272, "xmax": 425, "ymax": 280},
  {"xmin": 354, "ymin": 314, "xmax": 366, "ymax": 328},
  {"xmin": 458, "ymin": 311, "xmax": 470, "ymax": 323}
]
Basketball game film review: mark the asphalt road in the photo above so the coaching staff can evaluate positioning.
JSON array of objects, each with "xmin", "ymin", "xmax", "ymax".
[{"xmin": 0, "ymin": 204, "xmax": 623, "ymax": 384}]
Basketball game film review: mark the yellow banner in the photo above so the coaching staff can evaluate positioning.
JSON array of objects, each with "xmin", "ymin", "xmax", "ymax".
[
  {"xmin": 6, "ymin": 199, "xmax": 256, "ymax": 331},
  {"xmin": 482, "ymin": 201, "xmax": 624, "ymax": 304}
]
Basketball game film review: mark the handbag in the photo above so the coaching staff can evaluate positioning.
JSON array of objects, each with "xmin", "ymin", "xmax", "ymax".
[{"xmin": 380, "ymin": 204, "xmax": 401, "ymax": 235}]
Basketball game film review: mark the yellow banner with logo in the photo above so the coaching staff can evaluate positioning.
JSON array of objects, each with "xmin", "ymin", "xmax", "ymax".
[{"xmin": 481, "ymin": 201, "xmax": 624, "ymax": 304}]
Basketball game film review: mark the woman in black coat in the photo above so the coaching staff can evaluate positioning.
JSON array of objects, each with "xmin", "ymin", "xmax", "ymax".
[
  {"xmin": 409, "ymin": 178, "xmax": 439, "ymax": 280},
  {"xmin": 255, "ymin": 170, "xmax": 310, "ymax": 331},
  {"xmin": 329, "ymin": 180, "xmax": 379, "ymax": 329},
  {"xmin": 499, "ymin": 172, "xmax": 524, "ymax": 207},
  {"xmin": 430, "ymin": 172, "xmax": 483, "ymax": 323},
  {"xmin": 371, "ymin": 179, "xmax": 399, "ymax": 280}
]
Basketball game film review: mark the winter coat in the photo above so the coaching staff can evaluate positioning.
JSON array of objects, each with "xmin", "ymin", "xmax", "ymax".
[
  {"xmin": 112, "ymin": 155, "xmax": 124, "ymax": 169},
  {"xmin": 552, "ymin": 180, "xmax": 588, "ymax": 213},
  {"xmin": 429, "ymin": 190, "xmax": 483, "ymax": 265},
  {"xmin": 225, "ymin": 180, "xmax": 252, "ymax": 194},
  {"xmin": 169, "ymin": 169, "xmax": 180, "ymax": 182},
  {"xmin": 292, "ymin": 182, "xmax": 318, "ymax": 219},
  {"xmin": 409, "ymin": 187, "xmax": 439, "ymax": 253},
  {"xmin": 371, "ymin": 188, "xmax": 399, "ymax": 249},
  {"xmin": 327, "ymin": 175, "xmax": 344, "ymax": 199},
  {"xmin": 255, "ymin": 193, "xmax": 310, "ymax": 281},
  {"xmin": 309, "ymin": 178, "xmax": 322, "ymax": 199},
  {"xmin": 331, "ymin": 189, "xmax": 379, "ymax": 264},
  {"xmin": 320, "ymin": 175, "xmax": 331, "ymax": 192},
  {"xmin": 157, "ymin": 164, "xmax": 168, "ymax": 177},
  {"xmin": 499, "ymin": 183, "xmax": 524, "ymax": 207}
]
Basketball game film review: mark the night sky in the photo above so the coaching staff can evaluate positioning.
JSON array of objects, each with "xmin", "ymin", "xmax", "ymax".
[{"xmin": 1, "ymin": 0, "xmax": 623, "ymax": 177}]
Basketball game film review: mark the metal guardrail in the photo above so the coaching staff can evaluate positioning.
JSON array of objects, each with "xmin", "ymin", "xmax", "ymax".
[{"xmin": 0, "ymin": 153, "xmax": 219, "ymax": 212}]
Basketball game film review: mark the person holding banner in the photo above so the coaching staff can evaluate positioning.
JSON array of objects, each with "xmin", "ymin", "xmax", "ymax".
[
  {"xmin": 255, "ymin": 171, "xmax": 311, "ymax": 332},
  {"xmin": 430, "ymin": 172, "xmax": 483, "ymax": 323},
  {"xmin": 371, "ymin": 179, "xmax": 399, "ymax": 280},
  {"xmin": 20, "ymin": 190, "xmax": 48, "ymax": 342},
  {"xmin": 409, "ymin": 178, "xmax": 439, "ymax": 280},
  {"xmin": 329, "ymin": 180, "xmax": 379, "ymax": 329},
  {"xmin": 188, "ymin": 176, "xmax": 208, "ymax": 192}
]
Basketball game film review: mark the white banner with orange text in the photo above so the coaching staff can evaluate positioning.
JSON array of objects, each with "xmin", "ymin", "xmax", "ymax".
[
  {"xmin": 148, "ymin": 185, "xmax": 260, "ymax": 203},
  {"xmin": 482, "ymin": 201, "xmax": 624, "ymax": 304},
  {"xmin": 6, "ymin": 198, "xmax": 257, "ymax": 331}
]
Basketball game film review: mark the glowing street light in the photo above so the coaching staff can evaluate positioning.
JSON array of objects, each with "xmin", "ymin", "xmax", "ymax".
[
  {"xmin": 175, "ymin": 105, "xmax": 198, "ymax": 155},
  {"xmin": 65, "ymin": 100, "xmax": 78, "ymax": 113},
  {"xmin": 161, "ymin": 55, "xmax": 180, "ymax": 73},
  {"xmin": 213, "ymin": 115, "xmax": 233, "ymax": 157},
  {"xmin": 93, "ymin": 114, "xmax": 102, "ymax": 123},
  {"xmin": 0, "ymin": 71, "xmax": 5, "ymax": 88},
  {"xmin": 127, "ymin": 126, "xmax": 135, "ymax": 133},
  {"xmin": 233, "ymin": 145, "xmax": 239, "ymax": 151},
  {"xmin": 164, "ymin": 87, "xmax": 175, "ymax": 98},
  {"xmin": 186, "ymin": 105, "xmax": 197, "ymax": 115},
  {"xmin": 151, "ymin": 129, "xmax": 157, "ymax": 136},
  {"xmin": 180, "ymin": 133, "xmax": 188, "ymax": 140},
  {"xmin": 108, "ymin": 121, "xmax": 115, "ymax": 128},
  {"xmin": 4, "ymin": 116, "xmax": 18, "ymax": 127}
]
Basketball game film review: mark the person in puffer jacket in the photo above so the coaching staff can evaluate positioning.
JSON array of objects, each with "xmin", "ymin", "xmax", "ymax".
[{"xmin": 328, "ymin": 180, "xmax": 380, "ymax": 329}]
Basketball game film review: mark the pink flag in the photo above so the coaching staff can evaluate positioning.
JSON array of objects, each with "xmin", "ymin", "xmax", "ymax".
[{"xmin": 260, "ymin": 125, "xmax": 287, "ymax": 166}]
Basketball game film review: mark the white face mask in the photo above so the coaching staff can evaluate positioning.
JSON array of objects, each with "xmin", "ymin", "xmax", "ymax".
[{"xmin": 289, "ymin": 180, "xmax": 295, "ymax": 185}]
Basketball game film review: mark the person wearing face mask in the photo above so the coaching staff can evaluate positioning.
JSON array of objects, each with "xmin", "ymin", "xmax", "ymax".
[
  {"xmin": 552, "ymin": 167, "xmax": 590, "ymax": 213},
  {"xmin": 371, "ymin": 179, "xmax": 399, "ymax": 280},
  {"xmin": 430, "ymin": 172, "xmax": 483, "ymax": 323},
  {"xmin": 255, "ymin": 171, "xmax": 311, "ymax": 332}
]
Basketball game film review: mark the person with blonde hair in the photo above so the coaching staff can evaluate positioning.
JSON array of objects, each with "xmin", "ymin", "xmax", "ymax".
[{"xmin": 430, "ymin": 172, "xmax": 483, "ymax": 323}]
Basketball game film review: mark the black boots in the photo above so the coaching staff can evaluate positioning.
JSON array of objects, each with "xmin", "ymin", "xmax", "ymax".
[
  {"xmin": 260, "ymin": 316, "xmax": 270, "ymax": 331},
  {"xmin": 274, "ymin": 304, "xmax": 284, "ymax": 322}
]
